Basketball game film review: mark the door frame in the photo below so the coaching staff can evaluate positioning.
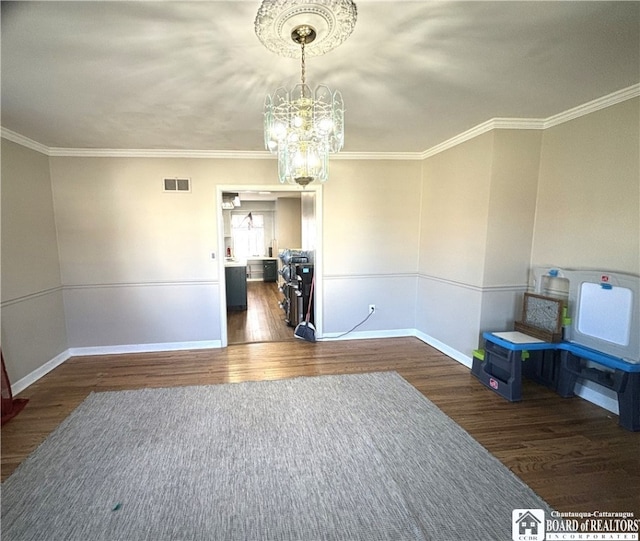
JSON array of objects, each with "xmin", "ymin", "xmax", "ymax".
[{"xmin": 217, "ymin": 184, "xmax": 323, "ymax": 347}]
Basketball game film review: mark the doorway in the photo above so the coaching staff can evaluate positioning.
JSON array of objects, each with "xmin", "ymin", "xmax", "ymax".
[{"xmin": 218, "ymin": 185, "xmax": 321, "ymax": 346}]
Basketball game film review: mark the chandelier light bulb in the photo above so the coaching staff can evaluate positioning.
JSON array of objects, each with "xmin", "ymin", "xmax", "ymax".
[{"xmin": 293, "ymin": 150, "xmax": 306, "ymax": 169}]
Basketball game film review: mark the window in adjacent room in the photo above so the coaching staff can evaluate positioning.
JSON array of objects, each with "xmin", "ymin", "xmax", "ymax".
[{"xmin": 231, "ymin": 212, "xmax": 265, "ymax": 258}]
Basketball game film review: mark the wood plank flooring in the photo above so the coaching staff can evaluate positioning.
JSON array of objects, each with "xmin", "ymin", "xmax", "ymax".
[
  {"xmin": 2, "ymin": 337, "xmax": 639, "ymax": 516},
  {"xmin": 227, "ymin": 281, "xmax": 295, "ymax": 344}
]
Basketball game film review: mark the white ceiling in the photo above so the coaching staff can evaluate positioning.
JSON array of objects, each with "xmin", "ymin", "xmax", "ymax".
[{"xmin": 1, "ymin": 1, "xmax": 639, "ymax": 155}]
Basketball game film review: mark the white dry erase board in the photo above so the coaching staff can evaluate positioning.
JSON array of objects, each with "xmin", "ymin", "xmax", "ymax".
[
  {"xmin": 532, "ymin": 267, "xmax": 640, "ymax": 363},
  {"xmin": 577, "ymin": 282, "xmax": 633, "ymax": 346}
]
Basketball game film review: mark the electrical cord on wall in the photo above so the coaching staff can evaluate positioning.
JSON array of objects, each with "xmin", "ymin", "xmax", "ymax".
[{"xmin": 332, "ymin": 309, "xmax": 375, "ymax": 339}]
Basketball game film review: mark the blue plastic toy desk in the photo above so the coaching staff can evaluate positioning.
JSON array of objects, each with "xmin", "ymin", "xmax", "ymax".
[
  {"xmin": 473, "ymin": 333, "xmax": 556, "ymax": 402},
  {"xmin": 476, "ymin": 332, "xmax": 640, "ymax": 431}
]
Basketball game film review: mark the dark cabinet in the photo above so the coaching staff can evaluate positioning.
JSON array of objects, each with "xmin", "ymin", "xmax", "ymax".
[
  {"xmin": 225, "ymin": 266, "xmax": 247, "ymax": 310},
  {"xmin": 263, "ymin": 260, "xmax": 277, "ymax": 282}
]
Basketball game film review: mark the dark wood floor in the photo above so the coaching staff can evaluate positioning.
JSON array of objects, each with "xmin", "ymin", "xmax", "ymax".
[
  {"xmin": 227, "ymin": 281, "xmax": 295, "ymax": 344},
  {"xmin": 2, "ymin": 337, "xmax": 639, "ymax": 515}
]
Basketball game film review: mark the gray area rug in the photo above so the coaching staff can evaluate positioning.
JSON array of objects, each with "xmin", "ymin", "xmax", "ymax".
[{"xmin": 2, "ymin": 372, "xmax": 552, "ymax": 540}]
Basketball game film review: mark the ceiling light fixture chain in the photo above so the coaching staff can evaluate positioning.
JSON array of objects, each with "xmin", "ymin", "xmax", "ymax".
[
  {"xmin": 293, "ymin": 25, "xmax": 316, "ymax": 108},
  {"xmin": 299, "ymin": 30, "xmax": 306, "ymax": 86},
  {"xmin": 256, "ymin": 0, "xmax": 357, "ymax": 187}
]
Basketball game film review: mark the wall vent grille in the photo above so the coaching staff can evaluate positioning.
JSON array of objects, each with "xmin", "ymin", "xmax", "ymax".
[{"xmin": 163, "ymin": 177, "xmax": 191, "ymax": 192}]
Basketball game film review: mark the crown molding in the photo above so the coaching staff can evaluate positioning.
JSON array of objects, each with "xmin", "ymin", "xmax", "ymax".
[
  {"xmin": 334, "ymin": 151, "xmax": 423, "ymax": 160},
  {"xmin": 45, "ymin": 148, "xmax": 423, "ymax": 160},
  {"xmin": 420, "ymin": 118, "xmax": 546, "ymax": 160},
  {"xmin": 419, "ymin": 83, "xmax": 639, "ymax": 160},
  {"xmin": 2, "ymin": 84, "xmax": 638, "ymax": 160},
  {"xmin": 47, "ymin": 148, "xmax": 274, "ymax": 159},
  {"xmin": 0, "ymin": 128, "xmax": 50, "ymax": 155},
  {"xmin": 543, "ymin": 83, "xmax": 640, "ymax": 129}
]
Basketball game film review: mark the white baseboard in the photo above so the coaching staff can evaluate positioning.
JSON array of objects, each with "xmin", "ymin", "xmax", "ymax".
[
  {"xmin": 319, "ymin": 329, "xmax": 415, "ymax": 341},
  {"xmin": 12, "ymin": 350, "xmax": 72, "ymax": 396},
  {"xmin": 68, "ymin": 340, "xmax": 222, "ymax": 357},
  {"xmin": 414, "ymin": 331, "xmax": 473, "ymax": 368},
  {"xmin": 12, "ymin": 340, "xmax": 223, "ymax": 395},
  {"xmin": 321, "ymin": 329, "xmax": 473, "ymax": 369},
  {"xmin": 573, "ymin": 380, "xmax": 619, "ymax": 415}
]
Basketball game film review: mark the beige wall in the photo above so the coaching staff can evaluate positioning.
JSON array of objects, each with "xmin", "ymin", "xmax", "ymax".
[
  {"xmin": 49, "ymin": 156, "xmax": 282, "ymax": 347},
  {"xmin": 417, "ymin": 129, "xmax": 543, "ymax": 360},
  {"xmin": 321, "ymin": 159, "xmax": 423, "ymax": 334},
  {"xmin": 416, "ymin": 98, "xmax": 639, "ymax": 365},
  {"xmin": 483, "ymin": 130, "xmax": 542, "ymax": 287},
  {"xmin": 51, "ymin": 157, "xmax": 421, "ymax": 285},
  {"xmin": 49, "ymin": 157, "xmax": 281, "ymax": 286},
  {"xmin": 419, "ymin": 132, "xmax": 494, "ymax": 286},
  {"xmin": 275, "ymin": 197, "xmax": 302, "ymax": 251},
  {"xmin": 324, "ymin": 159, "xmax": 422, "ymax": 276},
  {"xmin": 47, "ymin": 155, "xmax": 422, "ymax": 345},
  {"xmin": 418, "ymin": 128, "xmax": 541, "ymax": 288},
  {"xmin": 1, "ymin": 140, "xmax": 68, "ymax": 383},
  {"xmin": 2, "ymin": 141, "xmax": 63, "ymax": 299},
  {"xmin": 532, "ymin": 97, "xmax": 640, "ymax": 274}
]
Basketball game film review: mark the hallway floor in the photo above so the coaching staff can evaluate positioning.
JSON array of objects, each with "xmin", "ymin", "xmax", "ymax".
[{"xmin": 227, "ymin": 281, "xmax": 296, "ymax": 344}]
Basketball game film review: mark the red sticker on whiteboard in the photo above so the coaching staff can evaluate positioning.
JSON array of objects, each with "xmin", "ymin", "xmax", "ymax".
[
  {"xmin": 601, "ymin": 275, "xmax": 609, "ymax": 282},
  {"xmin": 489, "ymin": 378, "xmax": 499, "ymax": 389}
]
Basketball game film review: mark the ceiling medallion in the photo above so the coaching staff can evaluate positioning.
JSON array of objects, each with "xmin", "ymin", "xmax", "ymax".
[{"xmin": 255, "ymin": 0, "xmax": 357, "ymax": 58}]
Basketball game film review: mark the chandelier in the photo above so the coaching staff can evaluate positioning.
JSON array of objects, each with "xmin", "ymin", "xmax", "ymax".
[{"xmin": 255, "ymin": 0, "xmax": 357, "ymax": 187}]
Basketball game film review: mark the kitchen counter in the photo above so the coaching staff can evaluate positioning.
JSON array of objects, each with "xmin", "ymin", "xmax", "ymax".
[
  {"xmin": 224, "ymin": 257, "xmax": 277, "ymax": 267},
  {"xmin": 225, "ymin": 258, "xmax": 278, "ymax": 282},
  {"xmin": 224, "ymin": 259, "xmax": 247, "ymax": 268}
]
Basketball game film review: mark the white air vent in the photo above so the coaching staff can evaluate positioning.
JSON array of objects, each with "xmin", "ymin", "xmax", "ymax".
[{"xmin": 163, "ymin": 177, "xmax": 191, "ymax": 192}]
